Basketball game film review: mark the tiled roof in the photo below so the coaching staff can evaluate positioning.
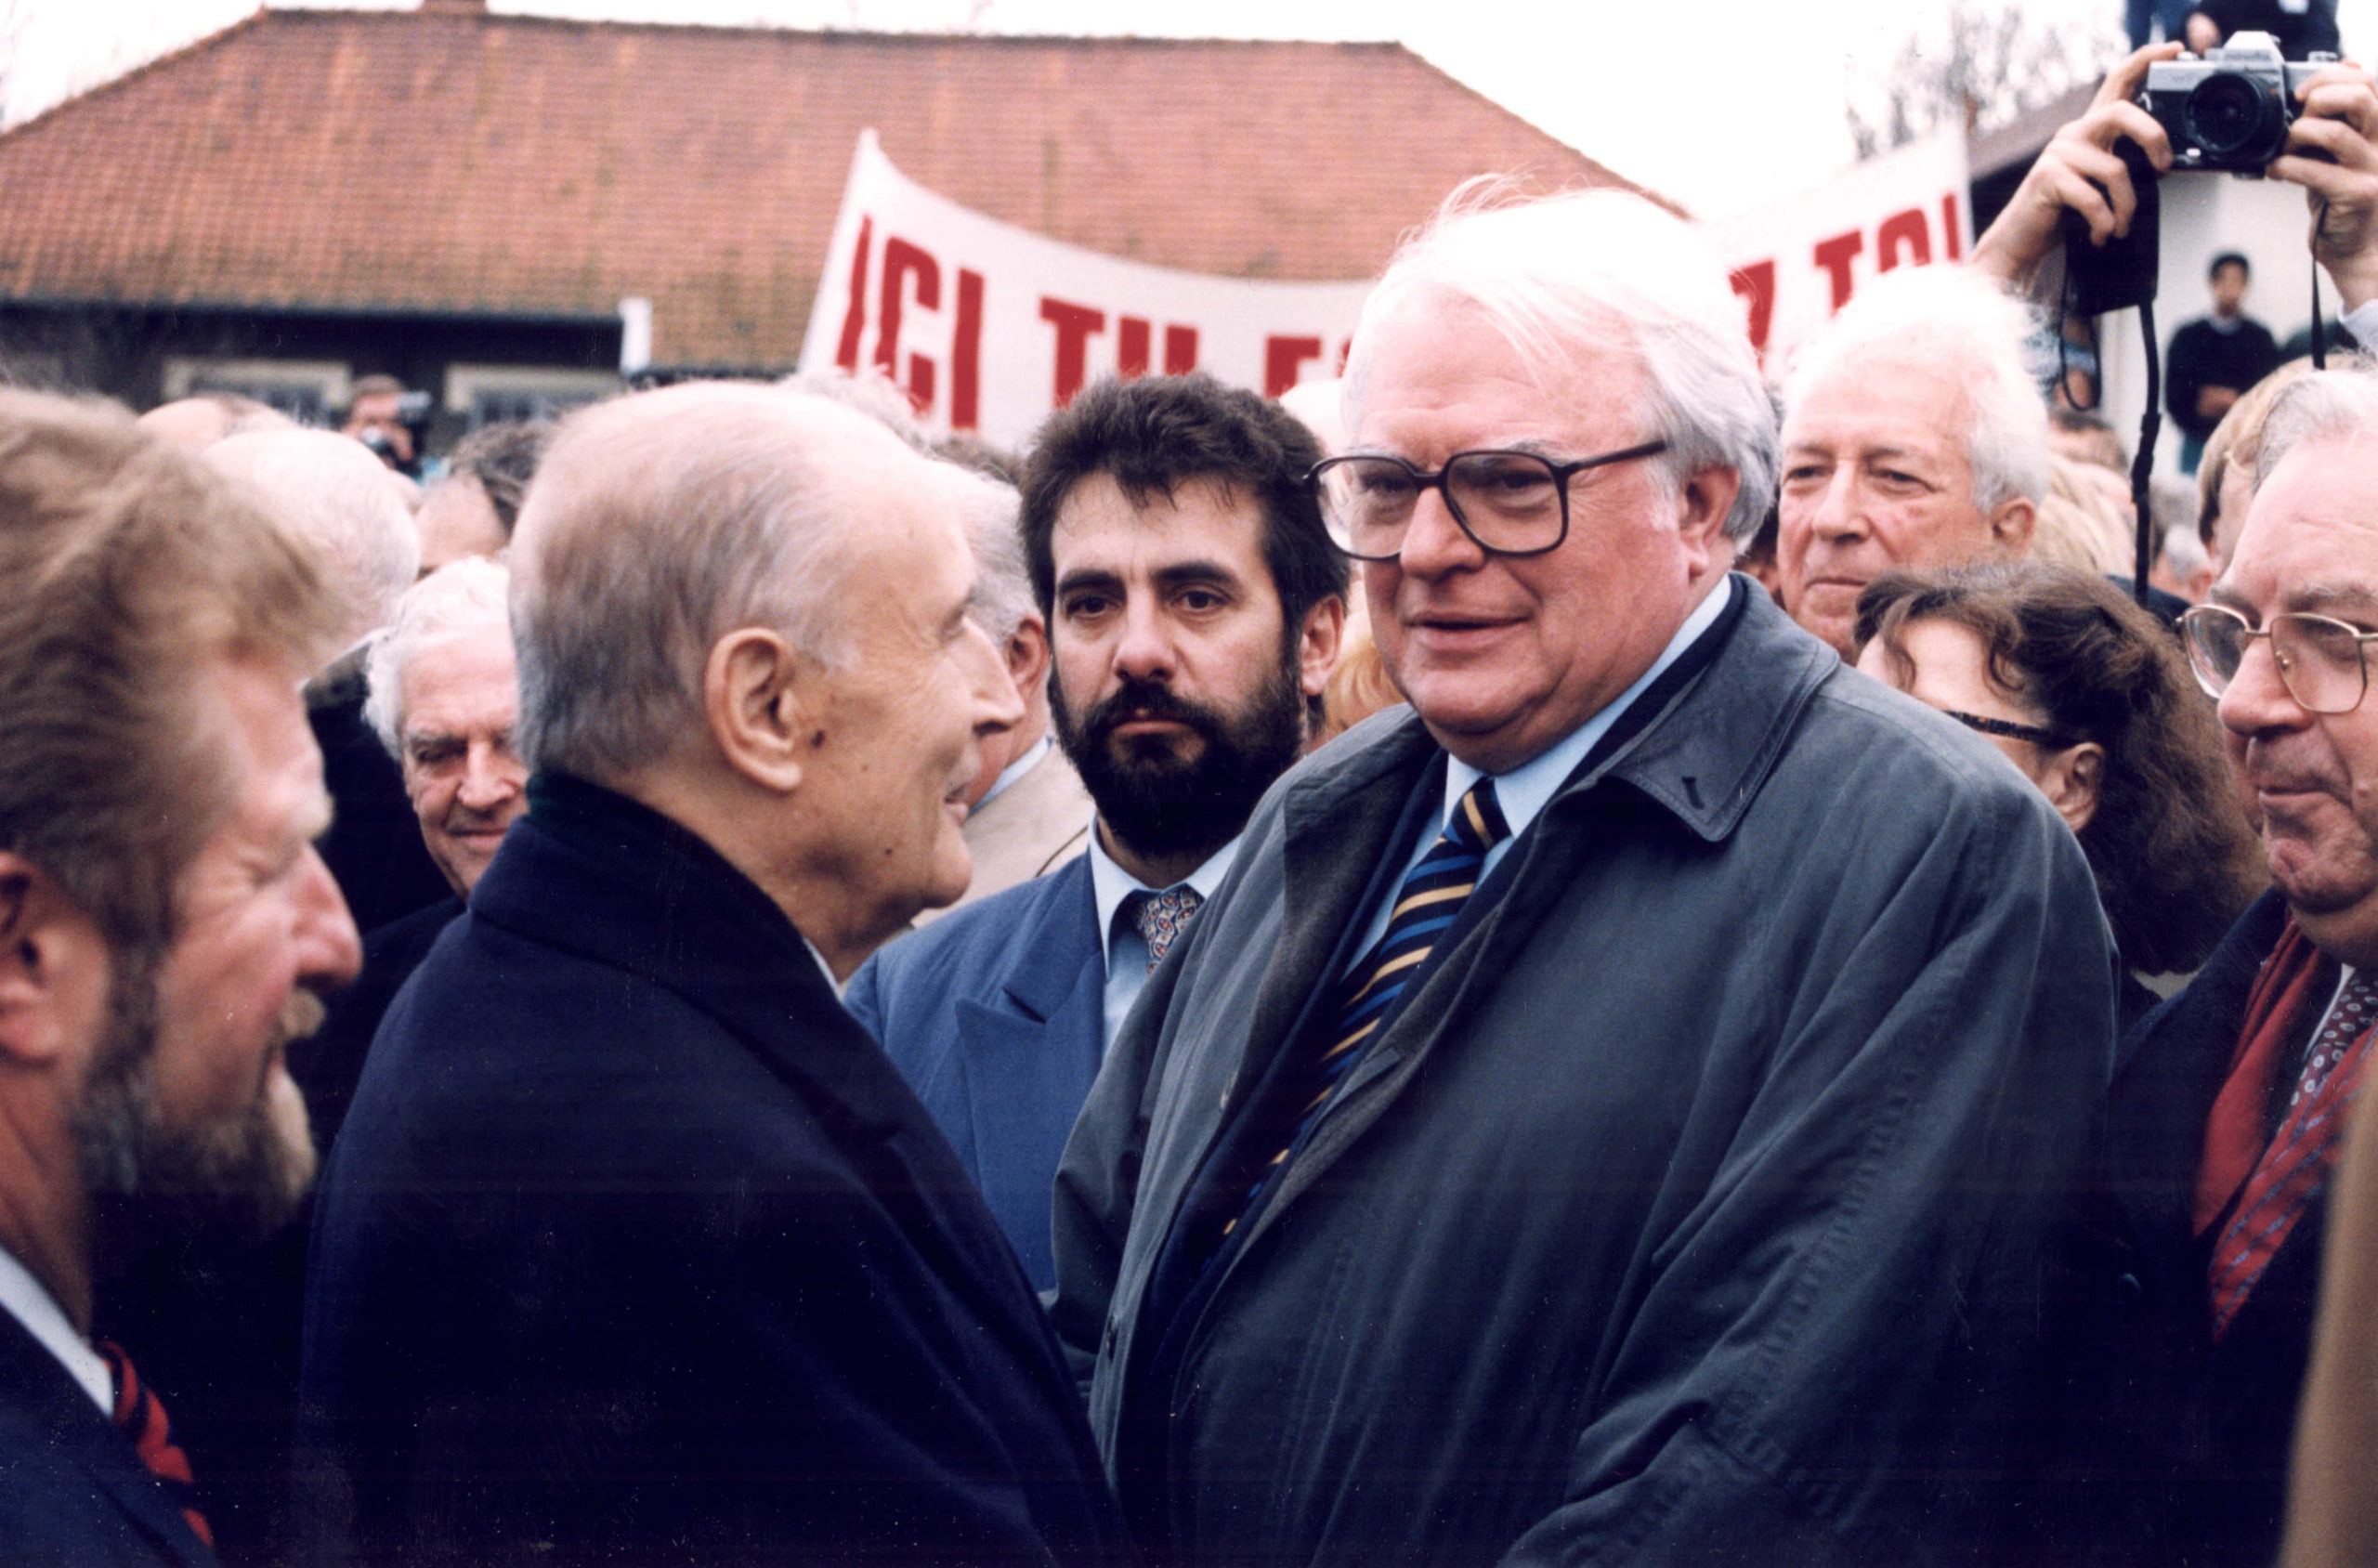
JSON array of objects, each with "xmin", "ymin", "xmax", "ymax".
[{"xmin": 0, "ymin": 7, "xmax": 1648, "ymax": 366}]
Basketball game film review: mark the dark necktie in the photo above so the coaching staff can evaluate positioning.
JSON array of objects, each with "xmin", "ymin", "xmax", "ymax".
[
  {"xmin": 1129, "ymin": 884, "xmax": 1204, "ymax": 973},
  {"xmin": 1223, "ymin": 777, "xmax": 1511, "ymax": 1245},
  {"xmin": 2207, "ymin": 967, "xmax": 2378, "ymax": 1336},
  {"xmin": 97, "ymin": 1340, "xmax": 214, "ymax": 1549}
]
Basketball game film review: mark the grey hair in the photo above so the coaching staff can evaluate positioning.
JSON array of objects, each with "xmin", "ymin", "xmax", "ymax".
[
  {"xmin": 203, "ymin": 428, "xmax": 420, "ymax": 639},
  {"xmin": 363, "ymin": 556, "xmax": 513, "ymax": 757},
  {"xmin": 2254, "ymin": 358, "xmax": 2378, "ymax": 488},
  {"xmin": 779, "ymin": 366, "xmax": 934, "ymax": 451},
  {"xmin": 958, "ymin": 473, "xmax": 1036, "ymax": 647},
  {"xmin": 1342, "ymin": 181, "xmax": 1777, "ymax": 542},
  {"xmin": 1783, "ymin": 265, "xmax": 2050, "ymax": 514},
  {"xmin": 509, "ymin": 382, "xmax": 907, "ymax": 783}
]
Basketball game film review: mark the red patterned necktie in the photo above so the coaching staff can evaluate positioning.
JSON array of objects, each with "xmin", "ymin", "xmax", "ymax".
[
  {"xmin": 96, "ymin": 1340, "xmax": 215, "ymax": 1549},
  {"xmin": 2205, "ymin": 968, "xmax": 2378, "ymax": 1337},
  {"xmin": 1130, "ymin": 884, "xmax": 1204, "ymax": 973}
]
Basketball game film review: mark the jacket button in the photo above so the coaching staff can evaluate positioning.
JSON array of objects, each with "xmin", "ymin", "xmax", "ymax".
[{"xmin": 1103, "ymin": 1320, "xmax": 1117, "ymax": 1355}]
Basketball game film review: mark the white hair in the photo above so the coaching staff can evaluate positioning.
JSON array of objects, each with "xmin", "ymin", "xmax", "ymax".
[
  {"xmin": 363, "ymin": 556, "xmax": 512, "ymax": 757},
  {"xmin": 1783, "ymin": 265, "xmax": 2051, "ymax": 514},
  {"xmin": 203, "ymin": 428, "xmax": 420, "ymax": 640},
  {"xmin": 2254, "ymin": 359, "xmax": 2378, "ymax": 487},
  {"xmin": 509, "ymin": 382, "xmax": 922, "ymax": 783},
  {"xmin": 958, "ymin": 474, "xmax": 1036, "ymax": 647},
  {"xmin": 1342, "ymin": 183, "xmax": 1777, "ymax": 542}
]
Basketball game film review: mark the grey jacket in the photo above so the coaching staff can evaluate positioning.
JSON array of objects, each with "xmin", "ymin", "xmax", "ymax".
[{"xmin": 1051, "ymin": 582, "xmax": 2119, "ymax": 1567}]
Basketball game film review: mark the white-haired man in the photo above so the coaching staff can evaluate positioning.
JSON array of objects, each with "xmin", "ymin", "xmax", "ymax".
[
  {"xmin": 0, "ymin": 393, "xmax": 360, "ymax": 1565},
  {"xmin": 295, "ymin": 383, "xmax": 1133, "ymax": 1568},
  {"xmin": 929, "ymin": 472, "xmax": 1094, "ymax": 919},
  {"xmin": 203, "ymin": 428, "xmax": 449, "ymax": 935},
  {"xmin": 1774, "ymin": 264, "xmax": 2047, "ymax": 656},
  {"xmin": 298, "ymin": 559, "xmax": 528, "ymax": 1160},
  {"xmin": 1050, "ymin": 189, "xmax": 2116, "ymax": 1565}
]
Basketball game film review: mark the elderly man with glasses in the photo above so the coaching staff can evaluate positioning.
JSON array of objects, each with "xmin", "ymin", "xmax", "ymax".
[
  {"xmin": 2072, "ymin": 368, "xmax": 2378, "ymax": 1568},
  {"xmin": 1050, "ymin": 189, "xmax": 2119, "ymax": 1568}
]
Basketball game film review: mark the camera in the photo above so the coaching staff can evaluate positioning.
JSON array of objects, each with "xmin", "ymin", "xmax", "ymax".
[{"xmin": 2145, "ymin": 32, "xmax": 2337, "ymax": 174}]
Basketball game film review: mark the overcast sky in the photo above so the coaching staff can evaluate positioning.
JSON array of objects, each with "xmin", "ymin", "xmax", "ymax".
[{"xmin": 5, "ymin": 0, "xmax": 2373, "ymax": 218}]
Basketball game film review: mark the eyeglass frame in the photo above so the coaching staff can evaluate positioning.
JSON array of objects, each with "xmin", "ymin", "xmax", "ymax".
[
  {"xmin": 2179, "ymin": 601, "xmax": 2378, "ymax": 714},
  {"xmin": 1305, "ymin": 439, "xmax": 1671, "ymax": 563},
  {"xmin": 1940, "ymin": 708, "xmax": 2079, "ymax": 750}
]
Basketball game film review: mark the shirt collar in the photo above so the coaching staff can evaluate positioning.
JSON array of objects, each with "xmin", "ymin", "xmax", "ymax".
[
  {"xmin": 1088, "ymin": 826, "xmax": 1241, "ymax": 971},
  {"xmin": 1443, "ymin": 577, "xmax": 1733, "ymax": 839},
  {"xmin": 975, "ymin": 734, "xmax": 1052, "ymax": 814},
  {"xmin": 0, "ymin": 1244, "xmax": 109, "ymax": 1414}
]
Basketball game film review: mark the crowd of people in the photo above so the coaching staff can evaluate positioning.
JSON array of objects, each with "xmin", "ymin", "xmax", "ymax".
[{"xmin": 14, "ymin": 35, "xmax": 2378, "ymax": 1568}]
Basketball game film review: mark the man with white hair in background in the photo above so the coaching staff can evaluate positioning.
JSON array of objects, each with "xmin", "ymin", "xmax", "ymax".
[
  {"xmin": 1773, "ymin": 264, "xmax": 2047, "ymax": 657},
  {"xmin": 203, "ymin": 428, "xmax": 449, "ymax": 935},
  {"xmin": 299, "ymin": 557, "xmax": 526, "ymax": 1160},
  {"xmin": 1050, "ymin": 188, "xmax": 2114, "ymax": 1566},
  {"xmin": 295, "ymin": 381, "xmax": 1132, "ymax": 1568},
  {"xmin": 930, "ymin": 472, "xmax": 1094, "ymax": 919}
]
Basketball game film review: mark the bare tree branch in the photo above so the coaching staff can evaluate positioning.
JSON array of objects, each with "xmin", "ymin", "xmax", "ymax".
[{"xmin": 1846, "ymin": 0, "xmax": 2126, "ymax": 159}]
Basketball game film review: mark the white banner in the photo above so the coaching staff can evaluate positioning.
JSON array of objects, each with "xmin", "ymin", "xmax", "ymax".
[
  {"xmin": 1703, "ymin": 132, "xmax": 1974, "ymax": 373},
  {"xmin": 799, "ymin": 131, "xmax": 1377, "ymax": 448}
]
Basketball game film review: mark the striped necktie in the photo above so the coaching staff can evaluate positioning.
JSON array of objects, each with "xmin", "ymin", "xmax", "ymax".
[
  {"xmin": 98, "ymin": 1340, "xmax": 214, "ymax": 1550},
  {"xmin": 1225, "ymin": 777, "xmax": 1511, "ymax": 1242}
]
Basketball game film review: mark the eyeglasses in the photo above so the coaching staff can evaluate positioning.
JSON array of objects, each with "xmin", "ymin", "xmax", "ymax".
[
  {"xmin": 1940, "ymin": 709, "xmax": 2078, "ymax": 749},
  {"xmin": 1307, "ymin": 441, "xmax": 1669, "ymax": 562},
  {"xmin": 2180, "ymin": 603, "xmax": 2378, "ymax": 714}
]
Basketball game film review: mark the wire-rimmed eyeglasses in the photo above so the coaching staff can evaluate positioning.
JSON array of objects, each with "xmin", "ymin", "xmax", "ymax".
[
  {"xmin": 2180, "ymin": 603, "xmax": 2378, "ymax": 714},
  {"xmin": 1307, "ymin": 440, "xmax": 1669, "ymax": 562}
]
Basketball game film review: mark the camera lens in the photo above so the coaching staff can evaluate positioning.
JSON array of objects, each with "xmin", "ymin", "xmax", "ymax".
[{"xmin": 2186, "ymin": 71, "xmax": 2282, "ymax": 159}]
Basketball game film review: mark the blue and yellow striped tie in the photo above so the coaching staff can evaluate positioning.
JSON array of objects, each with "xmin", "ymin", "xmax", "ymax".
[{"xmin": 1227, "ymin": 777, "xmax": 1510, "ymax": 1237}]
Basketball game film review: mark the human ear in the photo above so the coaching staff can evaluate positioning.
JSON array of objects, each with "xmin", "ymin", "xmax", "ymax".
[
  {"xmin": 701, "ymin": 629, "xmax": 810, "ymax": 794},
  {"xmin": 1298, "ymin": 596, "xmax": 1348, "ymax": 699},
  {"xmin": 1005, "ymin": 616, "xmax": 1051, "ymax": 699},
  {"xmin": 1989, "ymin": 495, "xmax": 2038, "ymax": 555},
  {"xmin": 1676, "ymin": 466, "xmax": 1742, "ymax": 577},
  {"xmin": 0, "ymin": 856, "xmax": 109, "ymax": 1069},
  {"xmin": 2038, "ymin": 740, "xmax": 2105, "ymax": 834}
]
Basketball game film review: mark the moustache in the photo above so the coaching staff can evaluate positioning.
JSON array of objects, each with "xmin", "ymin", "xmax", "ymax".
[
  {"xmin": 1081, "ymin": 678, "xmax": 1225, "ymax": 746},
  {"xmin": 278, "ymin": 988, "xmax": 329, "ymax": 1050}
]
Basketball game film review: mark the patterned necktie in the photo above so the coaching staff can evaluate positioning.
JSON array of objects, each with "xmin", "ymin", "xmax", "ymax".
[
  {"xmin": 1224, "ymin": 777, "xmax": 1511, "ymax": 1244},
  {"xmin": 97, "ymin": 1340, "xmax": 214, "ymax": 1550},
  {"xmin": 1130, "ymin": 884, "xmax": 1204, "ymax": 973},
  {"xmin": 2207, "ymin": 968, "xmax": 2378, "ymax": 1337}
]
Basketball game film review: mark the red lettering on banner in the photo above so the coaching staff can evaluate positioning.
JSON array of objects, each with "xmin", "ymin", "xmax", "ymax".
[
  {"xmin": 1117, "ymin": 317, "xmax": 1152, "ymax": 378},
  {"xmin": 1876, "ymin": 208, "xmax": 1931, "ymax": 272},
  {"xmin": 1264, "ymin": 335, "xmax": 1323, "ymax": 398},
  {"xmin": 952, "ymin": 268, "xmax": 984, "ymax": 431},
  {"xmin": 877, "ymin": 238, "xmax": 940, "ymax": 412},
  {"xmin": 1941, "ymin": 193, "xmax": 1964, "ymax": 260},
  {"xmin": 1041, "ymin": 297, "xmax": 1106, "ymax": 407},
  {"xmin": 1812, "ymin": 230, "xmax": 1864, "ymax": 311},
  {"xmin": 834, "ymin": 216, "xmax": 873, "ymax": 372},
  {"xmin": 1730, "ymin": 262, "xmax": 1776, "ymax": 356},
  {"xmin": 1164, "ymin": 326, "xmax": 1199, "ymax": 374}
]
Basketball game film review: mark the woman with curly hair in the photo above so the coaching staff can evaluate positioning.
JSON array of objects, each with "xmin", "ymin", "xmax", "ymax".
[{"xmin": 1854, "ymin": 560, "xmax": 2265, "ymax": 1024}]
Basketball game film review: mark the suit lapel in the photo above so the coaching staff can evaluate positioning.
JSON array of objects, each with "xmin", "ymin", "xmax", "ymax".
[
  {"xmin": 953, "ymin": 863, "xmax": 1106, "ymax": 1229},
  {"xmin": 0, "ymin": 1312, "xmax": 213, "ymax": 1566}
]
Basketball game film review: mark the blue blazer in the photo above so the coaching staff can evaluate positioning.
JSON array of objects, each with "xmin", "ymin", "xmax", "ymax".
[
  {"xmin": 294, "ymin": 776, "xmax": 1129, "ymax": 1568},
  {"xmin": 847, "ymin": 856, "xmax": 1104, "ymax": 1291},
  {"xmin": 0, "ymin": 1310, "xmax": 216, "ymax": 1567}
]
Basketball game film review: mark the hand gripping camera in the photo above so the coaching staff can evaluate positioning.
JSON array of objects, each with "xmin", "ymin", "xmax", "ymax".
[{"xmin": 2145, "ymin": 31, "xmax": 2339, "ymax": 174}]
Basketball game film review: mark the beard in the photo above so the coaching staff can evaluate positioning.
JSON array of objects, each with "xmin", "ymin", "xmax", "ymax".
[
  {"xmin": 76, "ymin": 959, "xmax": 321, "ymax": 1282},
  {"xmin": 1051, "ymin": 647, "xmax": 1307, "ymax": 868}
]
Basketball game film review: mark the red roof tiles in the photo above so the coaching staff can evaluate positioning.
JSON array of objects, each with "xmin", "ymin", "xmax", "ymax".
[{"xmin": 0, "ymin": 7, "xmax": 1646, "ymax": 366}]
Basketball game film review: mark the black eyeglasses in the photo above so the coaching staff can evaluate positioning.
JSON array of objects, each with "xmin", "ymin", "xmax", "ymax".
[
  {"xmin": 1941, "ymin": 709, "xmax": 2078, "ymax": 749},
  {"xmin": 1307, "ymin": 440, "xmax": 1669, "ymax": 562},
  {"xmin": 2180, "ymin": 603, "xmax": 2378, "ymax": 714}
]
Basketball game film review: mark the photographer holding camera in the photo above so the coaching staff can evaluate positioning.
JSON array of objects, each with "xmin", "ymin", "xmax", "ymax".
[{"xmin": 1972, "ymin": 38, "xmax": 2378, "ymax": 348}]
